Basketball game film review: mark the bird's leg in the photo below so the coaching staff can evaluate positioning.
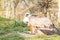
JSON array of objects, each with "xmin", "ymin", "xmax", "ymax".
[{"xmin": 28, "ymin": 24, "xmax": 35, "ymax": 35}]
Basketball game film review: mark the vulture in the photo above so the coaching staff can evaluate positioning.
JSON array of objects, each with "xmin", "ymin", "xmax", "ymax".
[{"xmin": 23, "ymin": 13, "xmax": 60, "ymax": 35}]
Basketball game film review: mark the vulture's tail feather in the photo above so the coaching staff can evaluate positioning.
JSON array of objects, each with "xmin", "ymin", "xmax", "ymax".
[
  {"xmin": 53, "ymin": 28, "xmax": 60, "ymax": 35},
  {"xmin": 51, "ymin": 24, "xmax": 60, "ymax": 35}
]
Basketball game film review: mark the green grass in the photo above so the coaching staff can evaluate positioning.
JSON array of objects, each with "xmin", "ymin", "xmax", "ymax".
[
  {"xmin": 26, "ymin": 34, "xmax": 60, "ymax": 40},
  {"xmin": 0, "ymin": 21, "xmax": 29, "ymax": 35},
  {"xmin": 0, "ymin": 17, "xmax": 11, "ymax": 21},
  {"xmin": 0, "ymin": 17, "xmax": 60, "ymax": 40},
  {"xmin": 0, "ymin": 17, "xmax": 29, "ymax": 40},
  {"xmin": 0, "ymin": 34, "xmax": 25, "ymax": 40}
]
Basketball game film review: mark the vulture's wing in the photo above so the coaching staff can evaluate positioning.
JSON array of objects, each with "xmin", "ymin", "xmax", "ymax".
[
  {"xmin": 36, "ymin": 23, "xmax": 60, "ymax": 35},
  {"xmin": 29, "ymin": 16, "xmax": 60, "ymax": 35}
]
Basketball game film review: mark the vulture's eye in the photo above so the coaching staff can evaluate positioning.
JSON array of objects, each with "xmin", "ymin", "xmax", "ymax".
[{"xmin": 26, "ymin": 14, "xmax": 29, "ymax": 17}]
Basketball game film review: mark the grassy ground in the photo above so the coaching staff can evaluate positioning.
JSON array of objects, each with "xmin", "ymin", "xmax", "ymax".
[{"xmin": 0, "ymin": 17, "xmax": 60, "ymax": 40}]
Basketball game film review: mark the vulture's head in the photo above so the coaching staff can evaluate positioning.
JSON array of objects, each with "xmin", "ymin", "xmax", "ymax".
[{"xmin": 23, "ymin": 13, "xmax": 31, "ymax": 23}]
